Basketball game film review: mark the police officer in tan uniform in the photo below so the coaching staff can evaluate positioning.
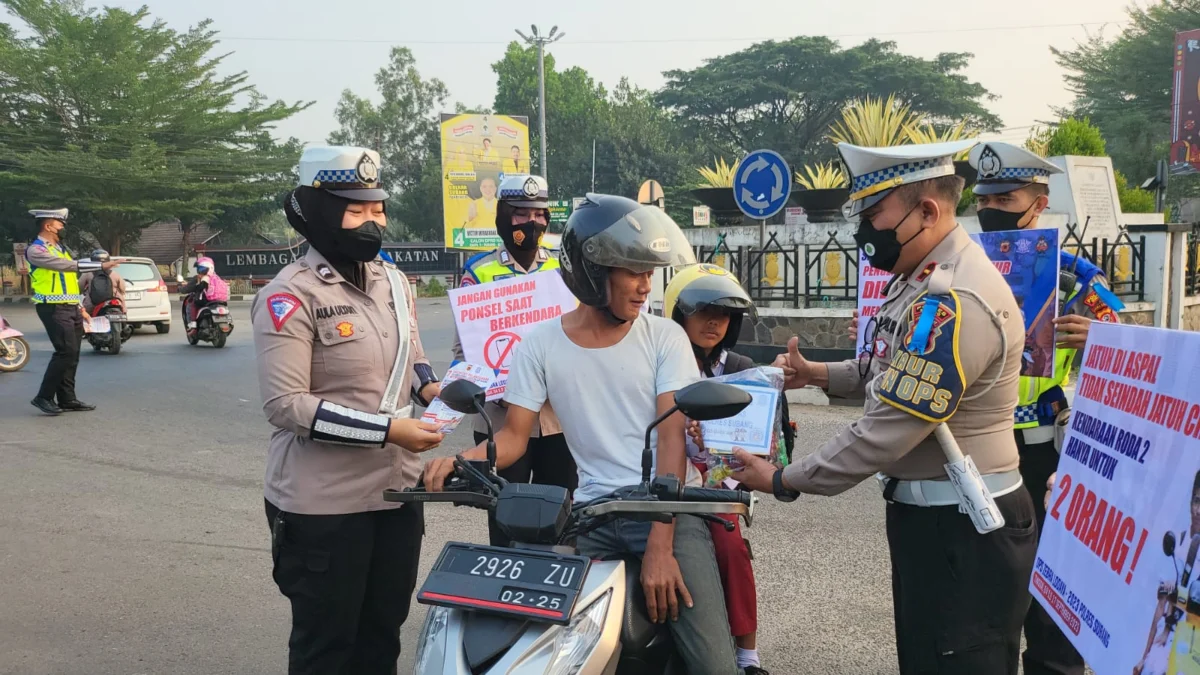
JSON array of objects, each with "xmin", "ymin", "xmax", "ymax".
[
  {"xmin": 251, "ymin": 146, "xmax": 444, "ymax": 675},
  {"xmin": 735, "ymin": 141, "xmax": 1038, "ymax": 675}
]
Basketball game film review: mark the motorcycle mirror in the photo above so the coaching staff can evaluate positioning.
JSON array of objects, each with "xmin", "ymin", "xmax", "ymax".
[
  {"xmin": 439, "ymin": 378, "xmax": 487, "ymax": 416},
  {"xmin": 1165, "ymin": 530, "xmax": 1177, "ymax": 557},
  {"xmin": 674, "ymin": 380, "xmax": 752, "ymax": 421}
]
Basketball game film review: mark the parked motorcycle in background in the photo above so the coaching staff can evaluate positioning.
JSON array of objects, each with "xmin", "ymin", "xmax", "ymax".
[
  {"xmin": 0, "ymin": 310, "xmax": 30, "ymax": 372},
  {"xmin": 178, "ymin": 274, "xmax": 233, "ymax": 349}
]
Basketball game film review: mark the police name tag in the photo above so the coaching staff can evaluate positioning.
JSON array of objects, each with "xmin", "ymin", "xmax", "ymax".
[{"xmin": 877, "ymin": 291, "xmax": 966, "ymax": 423}]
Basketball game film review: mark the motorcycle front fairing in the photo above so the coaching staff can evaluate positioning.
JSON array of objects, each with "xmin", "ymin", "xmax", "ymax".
[{"xmin": 415, "ymin": 559, "xmax": 625, "ymax": 675}]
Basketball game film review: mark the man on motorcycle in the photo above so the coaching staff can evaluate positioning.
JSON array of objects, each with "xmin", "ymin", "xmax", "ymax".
[
  {"xmin": 425, "ymin": 194, "xmax": 743, "ymax": 675},
  {"xmin": 80, "ymin": 250, "xmax": 127, "ymax": 315}
]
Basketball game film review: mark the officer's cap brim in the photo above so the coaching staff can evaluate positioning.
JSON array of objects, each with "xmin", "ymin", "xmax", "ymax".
[
  {"xmin": 325, "ymin": 187, "xmax": 390, "ymax": 201},
  {"xmin": 506, "ymin": 199, "xmax": 551, "ymax": 209},
  {"xmin": 972, "ymin": 181, "xmax": 1039, "ymax": 196},
  {"xmin": 842, "ymin": 190, "xmax": 891, "ymax": 218}
]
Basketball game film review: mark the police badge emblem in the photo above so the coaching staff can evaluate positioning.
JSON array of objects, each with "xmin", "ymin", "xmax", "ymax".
[
  {"xmin": 977, "ymin": 145, "xmax": 1003, "ymax": 179},
  {"xmin": 356, "ymin": 153, "xmax": 379, "ymax": 185},
  {"xmin": 522, "ymin": 177, "xmax": 540, "ymax": 199}
]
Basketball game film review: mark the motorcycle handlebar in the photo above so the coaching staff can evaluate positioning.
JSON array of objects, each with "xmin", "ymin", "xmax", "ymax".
[{"xmin": 678, "ymin": 486, "xmax": 752, "ymax": 506}]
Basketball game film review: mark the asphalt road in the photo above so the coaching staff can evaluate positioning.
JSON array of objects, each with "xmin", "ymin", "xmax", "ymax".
[{"xmin": 0, "ymin": 298, "xmax": 901, "ymax": 675}]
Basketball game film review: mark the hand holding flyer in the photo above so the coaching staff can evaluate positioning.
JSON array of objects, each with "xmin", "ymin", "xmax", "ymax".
[
  {"xmin": 419, "ymin": 362, "xmax": 496, "ymax": 434},
  {"xmin": 698, "ymin": 367, "xmax": 783, "ymax": 455}
]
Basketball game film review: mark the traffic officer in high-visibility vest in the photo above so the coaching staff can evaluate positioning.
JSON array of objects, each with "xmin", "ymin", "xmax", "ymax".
[
  {"xmin": 969, "ymin": 141, "xmax": 1124, "ymax": 675},
  {"xmin": 25, "ymin": 208, "xmax": 117, "ymax": 415},
  {"xmin": 735, "ymin": 140, "xmax": 1037, "ymax": 675},
  {"xmin": 451, "ymin": 173, "xmax": 578, "ymax": 547}
]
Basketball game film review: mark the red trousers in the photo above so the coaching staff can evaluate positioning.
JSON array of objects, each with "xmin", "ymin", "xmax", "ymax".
[{"xmin": 694, "ymin": 462, "xmax": 758, "ymax": 637}]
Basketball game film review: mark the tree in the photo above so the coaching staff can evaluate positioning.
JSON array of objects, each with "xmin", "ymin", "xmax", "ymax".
[
  {"xmin": 1053, "ymin": 1, "xmax": 1200, "ymax": 182},
  {"xmin": 656, "ymin": 37, "xmax": 1000, "ymax": 168},
  {"xmin": 1044, "ymin": 118, "xmax": 1108, "ymax": 157},
  {"xmin": 0, "ymin": 0, "xmax": 307, "ymax": 253},
  {"xmin": 329, "ymin": 47, "xmax": 448, "ymax": 242}
]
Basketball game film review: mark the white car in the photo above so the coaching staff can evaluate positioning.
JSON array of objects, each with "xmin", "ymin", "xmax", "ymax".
[{"xmin": 112, "ymin": 257, "xmax": 172, "ymax": 334}]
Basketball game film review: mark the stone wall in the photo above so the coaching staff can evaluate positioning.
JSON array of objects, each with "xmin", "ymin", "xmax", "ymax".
[
  {"xmin": 1119, "ymin": 309, "xmax": 1156, "ymax": 327},
  {"xmin": 734, "ymin": 310, "xmax": 856, "ymax": 365},
  {"xmin": 1185, "ymin": 301, "xmax": 1200, "ymax": 332}
]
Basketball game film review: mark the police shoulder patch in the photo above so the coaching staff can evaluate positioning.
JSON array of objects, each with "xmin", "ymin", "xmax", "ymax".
[
  {"xmin": 267, "ymin": 293, "xmax": 302, "ymax": 332},
  {"xmin": 876, "ymin": 290, "xmax": 966, "ymax": 423}
]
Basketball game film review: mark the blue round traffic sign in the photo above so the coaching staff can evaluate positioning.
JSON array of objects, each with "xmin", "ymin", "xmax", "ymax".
[{"xmin": 733, "ymin": 149, "xmax": 792, "ymax": 220}]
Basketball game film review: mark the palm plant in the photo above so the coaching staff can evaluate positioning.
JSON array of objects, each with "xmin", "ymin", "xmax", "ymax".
[
  {"xmin": 696, "ymin": 158, "xmax": 736, "ymax": 188},
  {"xmin": 904, "ymin": 120, "xmax": 978, "ymax": 159},
  {"xmin": 795, "ymin": 162, "xmax": 847, "ymax": 190},
  {"xmin": 827, "ymin": 94, "xmax": 925, "ymax": 148}
]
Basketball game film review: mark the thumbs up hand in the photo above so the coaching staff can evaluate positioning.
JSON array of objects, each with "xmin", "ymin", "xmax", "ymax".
[{"xmin": 771, "ymin": 336, "xmax": 813, "ymax": 390}]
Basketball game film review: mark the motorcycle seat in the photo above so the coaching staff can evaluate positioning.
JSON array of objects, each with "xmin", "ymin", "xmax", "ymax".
[{"xmin": 614, "ymin": 556, "xmax": 672, "ymax": 656}]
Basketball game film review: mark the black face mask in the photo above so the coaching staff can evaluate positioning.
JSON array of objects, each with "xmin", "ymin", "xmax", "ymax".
[
  {"xmin": 333, "ymin": 221, "xmax": 384, "ymax": 262},
  {"xmin": 977, "ymin": 202, "xmax": 1035, "ymax": 233},
  {"xmin": 854, "ymin": 204, "xmax": 922, "ymax": 272},
  {"xmin": 500, "ymin": 222, "xmax": 546, "ymax": 253}
]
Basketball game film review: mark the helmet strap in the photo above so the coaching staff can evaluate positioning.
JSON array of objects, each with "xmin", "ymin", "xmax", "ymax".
[
  {"xmin": 692, "ymin": 343, "xmax": 723, "ymax": 377},
  {"xmin": 601, "ymin": 306, "xmax": 628, "ymax": 325}
]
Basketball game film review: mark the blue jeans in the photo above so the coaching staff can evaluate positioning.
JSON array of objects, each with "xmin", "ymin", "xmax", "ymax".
[{"xmin": 577, "ymin": 514, "xmax": 739, "ymax": 675}]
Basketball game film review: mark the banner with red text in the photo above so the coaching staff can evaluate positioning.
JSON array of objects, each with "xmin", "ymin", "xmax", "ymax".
[
  {"xmin": 1034, "ymin": 323, "xmax": 1200, "ymax": 674},
  {"xmin": 448, "ymin": 272, "xmax": 578, "ymax": 399},
  {"xmin": 856, "ymin": 250, "xmax": 891, "ymax": 358}
]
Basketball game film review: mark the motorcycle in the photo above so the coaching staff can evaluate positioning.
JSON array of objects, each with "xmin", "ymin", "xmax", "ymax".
[
  {"xmin": 85, "ymin": 296, "xmax": 132, "ymax": 355},
  {"xmin": 387, "ymin": 378, "xmax": 757, "ymax": 675},
  {"xmin": 178, "ymin": 275, "xmax": 233, "ymax": 349},
  {"xmin": 0, "ymin": 310, "xmax": 30, "ymax": 372}
]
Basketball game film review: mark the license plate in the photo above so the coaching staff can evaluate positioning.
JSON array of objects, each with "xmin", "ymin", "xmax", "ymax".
[
  {"xmin": 212, "ymin": 316, "xmax": 231, "ymax": 324},
  {"xmin": 417, "ymin": 543, "xmax": 590, "ymax": 625},
  {"xmin": 84, "ymin": 316, "xmax": 110, "ymax": 333},
  {"xmin": 126, "ymin": 291, "xmax": 142, "ymax": 300}
]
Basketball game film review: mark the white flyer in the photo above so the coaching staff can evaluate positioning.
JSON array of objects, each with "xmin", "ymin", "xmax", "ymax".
[{"xmin": 420, "ymin": 362, "xmax": 497, "ymax": 433}]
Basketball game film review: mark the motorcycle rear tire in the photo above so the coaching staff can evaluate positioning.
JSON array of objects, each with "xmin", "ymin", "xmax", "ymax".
[
  {"xmin": 108, "ymin": 331, "xmax": 121, "ymax": 355},
  {"xmin": 213, "ymin": 332, "xmax": 227, "ymax": 349},
  {"xmin": 0, "ymin": 336, "xmax": 30, "ymax": 372}
]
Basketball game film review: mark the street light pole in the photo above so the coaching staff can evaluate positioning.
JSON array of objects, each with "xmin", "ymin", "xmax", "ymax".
[{"xmin": 515, "ymin": 25, "xmax": 564, "ymax": 183}]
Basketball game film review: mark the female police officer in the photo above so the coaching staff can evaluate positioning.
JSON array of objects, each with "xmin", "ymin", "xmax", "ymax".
[{"xmin": 251, "ymin": 146, "xmax": 444, "ymax": 675}]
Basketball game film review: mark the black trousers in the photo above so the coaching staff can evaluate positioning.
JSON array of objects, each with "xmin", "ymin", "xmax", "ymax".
[
  {"xmin": 1017, "ymin": 433, "xmax": 1086, "ymax": 675},
  {"xmin": 35, "ymin": 303, "xmax": 82, "ymax": 402},
  {"xmin": 475, "ymin": 431, "xmax": 577, "ymax": 547},
  {"xmin": 265, "ymin": 500, "xmax": 424, "ymax": 675},
  {"xmin": 887, "ymin": 486, "xmax": 1038, "ymax": 675}
]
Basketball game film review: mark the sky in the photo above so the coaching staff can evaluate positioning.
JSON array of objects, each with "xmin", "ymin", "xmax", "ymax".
[{"xmin": 72, "ymin": 0, "xmax": 1141, "ymax": 147}]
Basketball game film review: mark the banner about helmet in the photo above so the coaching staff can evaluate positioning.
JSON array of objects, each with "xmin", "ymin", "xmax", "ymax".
[
  {"xmin": 447, "ymin": 272, "xmax": 578, "ymax": 399},
  {"xmin": 856, "ymin": 252, "xmax": 891, "ymax": 358},
  {"xmin": 1030, "ymin": 322, "xmax": 1190, "ymax": 674},
  {"xmin": 971, "ymin": 229, "xmax": 1061, "ymax": 379},
  {"xmin": 440, "ymin": 113, "xmax": 532, "ymax": 250}
]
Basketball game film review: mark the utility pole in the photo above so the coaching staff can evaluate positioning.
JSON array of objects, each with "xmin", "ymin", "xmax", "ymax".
[
  {"xmin": 592, "ymin": 139, "xmax": 596, "ymax": 192},
  {"xmin": 515, "ymin": 25, "xmax": 564, "ymax": 183}
]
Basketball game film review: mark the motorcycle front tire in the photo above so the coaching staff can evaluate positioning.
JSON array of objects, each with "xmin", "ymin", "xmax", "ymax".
[{"xmin": 0, "ymin": 336, "xmax": 30, "ymax": 372}]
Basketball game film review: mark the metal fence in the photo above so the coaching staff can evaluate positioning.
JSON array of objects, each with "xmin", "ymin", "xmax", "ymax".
[
  {"xmin": 1188, "ymin": 223, "xmax": 1200, "ymax": 297},
  {"xmin": 673, "ymin": 224, "xmax": 1149, "ymax": 308},
  {"xmin": 681, "ymin": 232, "xmax": 859, "ymax": 308},
  {"xmin": 1061, "ymin": 222, "xmax": 1147, "ymax": 302}
]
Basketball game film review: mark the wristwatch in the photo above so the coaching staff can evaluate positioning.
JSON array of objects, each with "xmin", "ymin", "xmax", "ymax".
[{"xmin": 773, "ymin": 469, "xmax": 800, "ymax": 502}]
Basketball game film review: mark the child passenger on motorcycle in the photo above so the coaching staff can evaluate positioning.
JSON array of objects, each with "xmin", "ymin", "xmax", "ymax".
[{"xmin": 666, "ymin": 263, "xmax": 794, "ymax": 675}]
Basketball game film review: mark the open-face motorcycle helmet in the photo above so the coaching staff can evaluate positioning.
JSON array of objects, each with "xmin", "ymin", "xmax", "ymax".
[{"xmin": 664, "ymin": 263, "xmax": 754, "ymax": 372}]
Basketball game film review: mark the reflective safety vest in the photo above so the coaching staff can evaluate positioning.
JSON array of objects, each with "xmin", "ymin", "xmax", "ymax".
[
  {"xmin": 461, "ymin": 246, "xmax": 560, "ymax": 286},
  {"xmin": 28, "ymin": 239, "xmax": 82, "ymax": 304},
  {"xmin": 1014, "ymin": 250, "xmax": 1124, "ymax": 428}
]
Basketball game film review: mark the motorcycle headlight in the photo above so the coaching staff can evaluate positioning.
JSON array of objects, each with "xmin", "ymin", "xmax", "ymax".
[
  {"xmin": 545, "ymin": 590, "xmax": 612, "ymax": 675},
  {"xmin": 413, "ymin": 605, "xmax": 449, "ymax": 674}
]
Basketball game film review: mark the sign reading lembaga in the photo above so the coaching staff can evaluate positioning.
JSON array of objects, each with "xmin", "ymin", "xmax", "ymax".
[
  {"xmin": 440, "ymin": 113, "xmax": 531, "ymax": 251},
  {"xmin": 448, "ymin": 272, "xmax": 577, "ymax": 400},
  {"xmin": 1033, "ymin": 323, "xmax": 1200, "ymax": 675}
]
